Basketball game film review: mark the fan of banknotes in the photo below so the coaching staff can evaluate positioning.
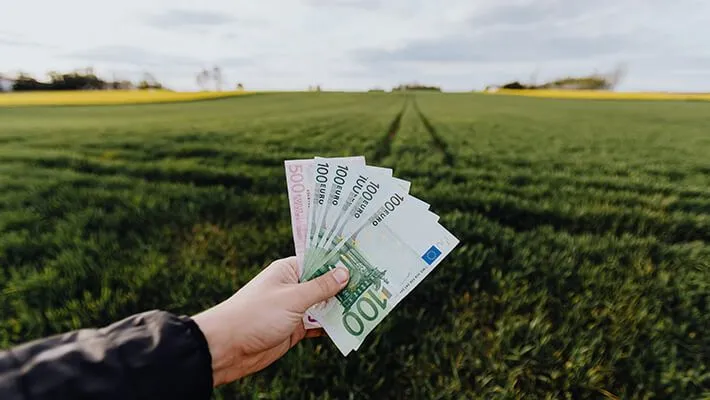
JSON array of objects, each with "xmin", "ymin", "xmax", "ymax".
[{"xmin": 285, "ymin": 156, "xmax": 459, "ymax": 356}]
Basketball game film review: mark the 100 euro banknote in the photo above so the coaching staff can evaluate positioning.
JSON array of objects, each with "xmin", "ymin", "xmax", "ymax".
[
  {"xmin": 305, "ymin": 157, "xmax": 367, "ymax": 273},
  {"xmin": 307, "ymin": 196, "xmax": 459, "ymax": 355},
  {"xmin": 304, "ymin": 164, "xmax": 408, "ymax": 280},
  {"xmin": 287, "ymin": 158, "xmax": 403, "ymax": 327}
]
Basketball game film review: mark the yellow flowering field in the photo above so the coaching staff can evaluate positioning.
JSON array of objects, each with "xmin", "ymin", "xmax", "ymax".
[
  {"xmin": 0, "ymin": 90, "xmax": 252, "ymax": 106},
  {"xmin": 489, "ymin": 89, "xmax": 710, "ymax": 101}
]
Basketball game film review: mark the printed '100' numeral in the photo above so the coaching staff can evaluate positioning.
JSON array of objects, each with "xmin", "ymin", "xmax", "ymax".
[{"xmin": 342, "ymin": 288, "xmax": 390, "ymax": 336}]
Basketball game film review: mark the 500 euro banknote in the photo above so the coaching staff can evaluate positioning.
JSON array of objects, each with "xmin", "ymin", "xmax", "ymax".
[{"xmin": 285, "ymin": 159, "xmax": 323, "ymax": 328}]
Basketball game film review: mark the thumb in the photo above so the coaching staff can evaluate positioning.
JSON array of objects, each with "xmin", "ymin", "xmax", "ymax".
[{"xmin": 293, "ymin": 267, "xmax": 350, "ymax": 312}]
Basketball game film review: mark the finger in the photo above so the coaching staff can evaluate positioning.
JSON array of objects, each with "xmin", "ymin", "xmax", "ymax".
[
  {"xmin": 304, "ymin": 328, "xmax": 327, "ymax": 339},
  {"xmin": 291, "ymin": 267, "xmax": 350, "ymax": 312},
  {"xmin": 280, "ymin": 256, "xmax": 299, "ymax": 274},
  {"xmin": 274, "ymin": 256, "xmax": 300, "ymax": 282}
]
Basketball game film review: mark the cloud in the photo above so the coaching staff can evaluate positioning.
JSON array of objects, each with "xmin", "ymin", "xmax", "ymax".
[
  {"xmin": 352, "ymin": 0, "xmax": 663, "ymax": 67},
  {"xmin": 0, "ymin": 37, "xmax": 26, "ymax": 46},
  {"xmin": 64, "ymin": 45, "xmax": 204, "ymax": 68},
  {"xmin": 467, "ymin": 0, "xmax": 622, "ymax": 29},
  {"xmin": 354, "ymin": 30, "xmax": 638, "ymax": 64},
  {"xmin": 221, "ymin": 32, "xmax": 239, "ymax": 41},
  {"xmin": 0, "ymin": 32, "xmax": 49, "ymax": 48},
  {"xmin": 304, "ymin": 0, "xmax": 383, "ymax": 10},
  {"xmin": 64, "ymin": 45, "xmax": 252, "ymax": 71},
  {"xmin": 143, "ymin": 9, "xmax": 237, "ymax": 30},
  {"xmin": 346, "ymin": 0, "xmax": 686, "ymax": 90},
  {"xmin": 217, "ymin": 57, "xmax": 251, "ymax": 67},
  {"xmin": 2, "ymin": 0, "xmax": 708, "ymax": 92}
]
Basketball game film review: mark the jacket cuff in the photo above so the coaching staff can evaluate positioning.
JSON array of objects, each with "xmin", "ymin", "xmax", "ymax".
[
  {"xmin": 178, "ymin": 314, "xmax": 214, "ymax": 392},
  {"xmin": 103, "ymin": 310, "xmax": 215, "ymax": 399}
]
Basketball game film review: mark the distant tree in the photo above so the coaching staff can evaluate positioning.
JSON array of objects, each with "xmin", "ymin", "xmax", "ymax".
[
  {"xmin": 47, "ymin": 70, "xmax": 62, "ymax": 84},
  {"xmin": 212, "ymin": 66, "xmax": 223, "ymax": 91},
  {"xmin": 12, "ymin": 72, "xmax": 47, "ymax": 91},
  {"xmin": 609, "ymin": 63, "xmax": 628, "ymax": 89},
  {"xmin": 138, "ymin": 72, "xmax": 163, "ymax": 90},
  {"xmin": 236, "ymin": 83, "xmax": 244, "ymax": 91},
  {"xmin": 7, "ymin": 69, "xmax": 132, "ymax": 91},
  {"xmin": 196, "ymin": 69, "xmax": 210, "ymax": 91},
  {"xmin": 106, "ymin": 72, "xmax": 135, "ymax": 90},
  {"xmin": 392, "ymin": 83, "xmax": 441, "ymax": 92},
  {"xmin": 111, "ymin": 80, "xmax": 134, "ymax": 90},
  {"xmin": 496, "ymin": 66, "xmax": 625, "ymax": 92},
  {"xmin": 51, "ymin": 69, "xmax": 106, "ymax": 91},
  {"xmin": 502, "ymin": 81, "xmax": 526, "ymax": 90}
]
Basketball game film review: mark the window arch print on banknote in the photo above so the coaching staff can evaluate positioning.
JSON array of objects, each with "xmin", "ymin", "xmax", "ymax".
[{"xmin": 309, "ymin": 240, "xmax": 388, "ymax": 313}]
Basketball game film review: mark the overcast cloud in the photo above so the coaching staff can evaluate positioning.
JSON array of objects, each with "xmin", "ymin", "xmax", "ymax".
[
  {"xmin": 142, "ymin": 9, "xmax": 238, "ymax": 30},
  {"xmin": 1, "ymin": 0, "xmax": 708, "ymax": 91}
]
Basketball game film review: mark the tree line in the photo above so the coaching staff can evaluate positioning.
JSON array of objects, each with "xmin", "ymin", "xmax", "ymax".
[
  {"xmin": 491, "ymin": 66, "xmax": 627, "ymax": 91},
  {"xmin": 392, "ymin": 83, "xmax": 442, "ymax": 92},
  {"xmin": 0, "ymin": 66, "xmax": 250, "ymax": 92},
  {"xmin": 0, "ymin": 68, "xmax": 166, "ymax": 92}
]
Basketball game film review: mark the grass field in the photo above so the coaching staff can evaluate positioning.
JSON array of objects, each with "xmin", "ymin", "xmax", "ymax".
[{"xmin": 0, "ymin": 92, "xmax": 708, "ymax": 399}]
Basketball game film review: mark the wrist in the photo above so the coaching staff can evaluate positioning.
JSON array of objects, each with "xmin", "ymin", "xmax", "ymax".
[{"xmin": 192, "ymin": 308, "xmax": 243, "ymax": 386}]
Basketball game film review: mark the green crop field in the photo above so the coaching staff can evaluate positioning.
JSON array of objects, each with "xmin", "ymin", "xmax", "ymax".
[{"xmin": 1, "ymin": 92, "xmax": 709, "ymax": 399}]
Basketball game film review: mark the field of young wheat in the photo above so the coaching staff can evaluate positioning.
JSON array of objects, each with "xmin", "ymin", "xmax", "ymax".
[{"xmin": 0, "ymin": 92, "xmax": 708, "ymax": 399}]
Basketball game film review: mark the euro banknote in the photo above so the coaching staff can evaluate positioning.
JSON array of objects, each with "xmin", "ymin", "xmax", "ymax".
[
  {"xmin": 286, "ymin": 158, "xmax": 426, "ymax": 329},
  {"xmin": 284, "ymin": 156, "xmax": 458, "ymax": 351},
  {"xmin": 304, "ymin": 166, "xmax": 410, "ymax": 280},
  {"xmin": 307, "ymin": 196, "xmax": 459, "ymax": 355}
]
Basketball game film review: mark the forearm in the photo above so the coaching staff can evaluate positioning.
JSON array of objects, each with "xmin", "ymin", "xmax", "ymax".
[{"xmin": 0, "ymin": 311, "xmax": 213, "ymax": 400}]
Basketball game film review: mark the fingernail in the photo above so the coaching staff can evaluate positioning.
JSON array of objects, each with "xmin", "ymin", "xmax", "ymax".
[{"xmin": 333, "ymin": 267, "xmax": 349, "ymax": 284}]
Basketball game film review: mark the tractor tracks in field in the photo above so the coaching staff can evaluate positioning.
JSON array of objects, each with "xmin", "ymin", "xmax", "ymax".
[
  {"xmin": 411, "ymin": 97, "xmax": 455, "ymax": 166},
  {"xmin": 371, "ymin": 97, "xmax": 409, "ymax": 163},
  {"xmin": 371, "ymin": 95, "xmax": 455, "ymax": 166}
]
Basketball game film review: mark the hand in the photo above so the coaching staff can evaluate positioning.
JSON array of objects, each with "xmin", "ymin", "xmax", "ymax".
[{"xmin": 192, "ymin": 257, "xmax": 350, "ymax": 386}]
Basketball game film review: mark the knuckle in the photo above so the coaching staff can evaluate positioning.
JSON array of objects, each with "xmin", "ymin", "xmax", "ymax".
[{"xmin": 315, "ymin": 275, "xmax": 332, "ymax": 296}]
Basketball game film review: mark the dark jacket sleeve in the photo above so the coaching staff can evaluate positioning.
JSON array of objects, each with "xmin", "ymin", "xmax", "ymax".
[{"xmin": 0, "ymin": 310, "xmax": 213, "ymax": 400}]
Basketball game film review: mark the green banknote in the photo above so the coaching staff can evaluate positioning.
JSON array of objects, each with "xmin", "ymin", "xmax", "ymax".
[
  {"xmin": 304, "ymin": 157, "xmax": 366, "ymax": 274},
  {"xmin": 304, "ymin": 157, "xmax": 365, "ymax": 269},
  {"xmin": 302, "ymin": 166, "xmax": 409, "ymax": 281},
  {"xmin": 307, "ymin": 196, "xmax": 459, "ymax": 355}
]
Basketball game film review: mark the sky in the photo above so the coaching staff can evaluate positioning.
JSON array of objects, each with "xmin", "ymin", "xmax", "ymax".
[{"xmin": 1, "ymin": 0, "xmax": 708, "ymax": 92}]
